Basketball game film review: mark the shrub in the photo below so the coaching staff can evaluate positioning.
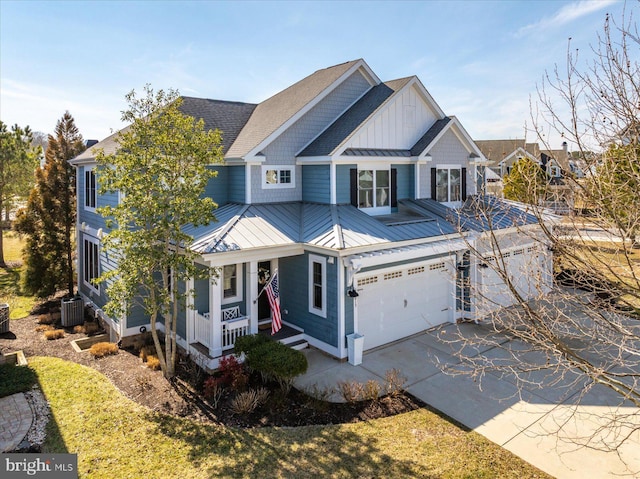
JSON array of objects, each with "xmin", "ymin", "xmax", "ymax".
[
  {"xmin": 230, "ymin": 388, "xmax": 270, "ymax": 415},
  {"xmin": 89, "ymin": 342, "xmax": 119, "ymax": 358},
  {"xmin": 35, "ymin": 325, "xmax": 54, "ymax": 332},
  {"xmin": 44, "ymin": 329, "xmax": 65, "ymax": 340},
  {"xmin": 145, "ymin": 355, "xmax": 161, "ymax": 370},
  {"xmin": 139, "ymin": 345, "xmax": 157, "ymax": 362},
  {"xmin": 73, "ymin": 322, "xmax": 101, "ymax": 335},
  {"xmin": 363, "ymin": 380, "xmax": 381, "ymax": 401},
  {"xmin": 384, "ymin": 368, "xmax": 407, "ymax": 396},
  {"xmin": 233, "ymin": 333, "xmax": 271, "ymax": 356},
  {"xmin": 246, "ymin": 341, "xmax": 308, "ymax": 392},
  {"xmin": 36, "ymin": 314, "xmax": 55, "ymax": 325},
  {"xmin": 203, "ymin": 376, "xmax": 224, "ymax": 407},
  {"xmin": 337, "ymin": 380, "xmax": 364, "ymax": 403},
  {"xmin": 218, "ymin": 355, "xmax": 248, "ymax": 391}
]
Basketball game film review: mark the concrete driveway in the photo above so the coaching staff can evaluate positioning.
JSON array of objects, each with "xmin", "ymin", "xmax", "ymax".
[{"xmin": 294, "ymin": 322, "xmax": 640, "ymax": 479}]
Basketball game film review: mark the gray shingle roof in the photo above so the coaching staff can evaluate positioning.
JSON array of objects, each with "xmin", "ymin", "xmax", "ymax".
[
  {"xmin": 72, "ymin": 97, "xmax": 257, "ymax": 162},
  {"xmin": 226, "ymin": 59, "xmax": 364, "ymax": 159},
  {"xmin": 410, "ymin": 117, "xmax": 451, "ymax": 156},
  {"xmin": 298, "ymin": 78, "xmax": 412, "ymax": 157}
]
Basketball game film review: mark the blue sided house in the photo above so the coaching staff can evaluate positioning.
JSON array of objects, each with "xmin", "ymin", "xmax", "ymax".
[{"xmin": 70, "ymin": 59, "xmax": 552, "ymax": 369}]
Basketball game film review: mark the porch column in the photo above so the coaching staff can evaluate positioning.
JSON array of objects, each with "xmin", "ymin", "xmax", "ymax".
[
  {"xmin": 186, "ymin": 277, "xmax": 194, "ymax": 345},
  {"xmin": 248, "ymin": 261, "xmax": 258, "ymax": 334},
  {"xmin": 209, "ymin": 276, "xmax": 222, "ymax": 358}
]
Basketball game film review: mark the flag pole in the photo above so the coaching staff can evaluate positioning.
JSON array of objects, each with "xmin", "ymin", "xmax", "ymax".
[{"xmin": 253, "ymin": 268, "xmax": 278, "ymax": 304}]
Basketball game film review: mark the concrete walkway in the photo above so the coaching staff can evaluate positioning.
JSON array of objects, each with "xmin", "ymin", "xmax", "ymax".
[
  {"xmin": 294, "ymin": 323, "xmax": 640, "ymax": 479},
  {"xmin": 0, "ymin": 393, "xmax": 32, "ymax": 452}
]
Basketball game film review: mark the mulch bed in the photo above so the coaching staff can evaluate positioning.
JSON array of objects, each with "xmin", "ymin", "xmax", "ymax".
[{"xmin": 0, "ymin": 294, "xmax": 425, "ymax": 428}]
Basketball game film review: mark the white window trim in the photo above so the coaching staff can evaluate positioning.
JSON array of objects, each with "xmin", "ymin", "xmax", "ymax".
[
  {"xmin": 308, "ymin": 254, "xmax": 327, "ymax": 318},
  {"xmin": 435, "ymin": 164, "xmax": 462, "ymax": 206},
  {"xmin": 221, "ymin": 263, "xmax": 243, "ymax": 305},
  {"xmin": 357, "ymin": 167, "xmax": 391, "ymax": 215},
  {"xmin": 83, "ymin": 235, "xmax": 100, "ymax": 294},
  {"xmin": 261, "ymin": 165, "xmax": 296, "ymax": 189},
  {"xmin": 84, "ymin": 167, "xmax": 97, "ymax": 212}
]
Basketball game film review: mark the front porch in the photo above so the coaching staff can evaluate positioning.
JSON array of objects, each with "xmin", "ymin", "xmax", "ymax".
[{"xmin": 185, "ymin": 258, "xmax": 308, "ymax": 370}]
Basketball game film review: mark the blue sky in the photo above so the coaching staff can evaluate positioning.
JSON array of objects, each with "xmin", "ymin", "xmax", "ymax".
[{"xmin": 0, "ymin": 0, "xmax": 627, "ymax": 149}]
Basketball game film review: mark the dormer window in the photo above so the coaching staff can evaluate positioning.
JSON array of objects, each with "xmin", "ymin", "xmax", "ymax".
[
  {"xmin": 262, "ymin": 165, "xmax": 295, "ymax": 189},
  {"xmin": 357, "ymin": 169, "xmax": 391, "ymax": 215},
  {"xmin": 431, "ymin": 166, "xmax": 467, "ymax": 205}
]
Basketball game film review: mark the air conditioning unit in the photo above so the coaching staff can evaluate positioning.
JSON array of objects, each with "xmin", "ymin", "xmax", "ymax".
[{"xmin": 61, "ymin": 297, "xmax": 85, "ymax": 327}]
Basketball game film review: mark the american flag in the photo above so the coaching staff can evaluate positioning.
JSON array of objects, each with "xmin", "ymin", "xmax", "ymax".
[{"xmin": 265, "ymin": 271, "xmax": 282, "ymax": 335}]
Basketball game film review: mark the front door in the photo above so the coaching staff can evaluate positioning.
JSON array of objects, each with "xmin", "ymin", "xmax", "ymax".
[{"xmin": 258, "ymin": 261, "xmax": 272, "ymax": 320}]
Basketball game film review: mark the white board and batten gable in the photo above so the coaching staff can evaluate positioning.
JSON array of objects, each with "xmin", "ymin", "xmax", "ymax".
[{"xmin": 335, "ymin": 77, "xmax": 443, "ymax": 156}]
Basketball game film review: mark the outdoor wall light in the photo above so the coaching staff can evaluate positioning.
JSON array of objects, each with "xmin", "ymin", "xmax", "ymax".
[
  {"xmin": 347, "ymin": 287, "xmax": 359, "ymax": 298},
  {"xmin": 478, "ymin": 263, "xmax": 489, "ymax": 268}
]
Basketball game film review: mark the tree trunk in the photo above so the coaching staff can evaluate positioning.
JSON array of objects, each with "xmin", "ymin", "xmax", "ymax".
[{"xmin": 0, "ymin": 198, "xmax": 5, "ymax": 268}]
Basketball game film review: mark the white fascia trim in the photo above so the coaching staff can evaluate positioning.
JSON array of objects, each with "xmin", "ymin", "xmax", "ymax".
[
  {"xmin": 449, "ymin": 117, "xmax": 488, "ymax": 161},
  {"xmin": 500, "ymin": 147, "xmax": 538, "ymax": 165},
  {"xmin": 296, "ymin": 156, "xmax": 332, "ymax": 164},
  {"xmin": 245, "ymin": 163, "xmax": 252, "ymax": 204},
  {"xmin": 411, "ymin": 76, "xmax": 446, "ymax": 119},
  {"xmin": 246, "ymin": 60, "xmax": 379, "ymax": 159},
  {"xmin": 201, "ymin": 245, "xmax": 305, "ymax": 267}
]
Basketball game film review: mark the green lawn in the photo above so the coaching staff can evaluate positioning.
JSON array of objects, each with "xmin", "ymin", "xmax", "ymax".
[
  {"xmin": 0, "ymin": 230, "xmax": 37, "ymax": 319},
  {"xmin": 31, "ymin": 356, "xmax": 550, "ymax": 479}
]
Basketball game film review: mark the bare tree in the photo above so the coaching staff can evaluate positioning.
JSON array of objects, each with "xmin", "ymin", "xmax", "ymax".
[{"xmin": 442, "ymin": 7, "xmax": 640, "ymax": 459}]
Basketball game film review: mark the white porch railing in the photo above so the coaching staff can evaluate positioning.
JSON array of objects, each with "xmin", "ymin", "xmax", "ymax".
[
  {"xmin": 195, "ymin": 312, "xmax": 210, "ymax": 348},
  {"xmin": 222, "ymin": 317, "xmax": 249, "ymax": 350}
]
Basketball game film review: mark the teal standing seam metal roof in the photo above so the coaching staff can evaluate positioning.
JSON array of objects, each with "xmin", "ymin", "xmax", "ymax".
[{"xmin": 186, "ymin": 201, "xmax": 461, "ymax": 254}]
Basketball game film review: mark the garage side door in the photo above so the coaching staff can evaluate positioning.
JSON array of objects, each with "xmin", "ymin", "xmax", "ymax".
[{"xmin": 356, "ymin": 259, "xmax": 454, "ymax": 351}]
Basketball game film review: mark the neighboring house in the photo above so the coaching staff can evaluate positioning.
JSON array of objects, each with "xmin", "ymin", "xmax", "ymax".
[
  {"xmin": 70, "ymin": 59, "xmax": 551, "ymax": 369},
  {"xmin": 476, "ymin": 139, "xmax": 577, "ymax": 213}
]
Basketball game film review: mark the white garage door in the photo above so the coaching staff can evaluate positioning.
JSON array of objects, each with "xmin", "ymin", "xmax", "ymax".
[
  {"xmin": 355, "ymin": 259, "xmax": 454, "ymax": 351},
  {"xmin": 480, "ymin": 245, "xmax": 543, "ymax": 310}
]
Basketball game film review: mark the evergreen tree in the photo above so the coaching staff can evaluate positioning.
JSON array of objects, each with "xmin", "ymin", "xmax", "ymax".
[
  {"xmin": 0, "ymin": 122, "xmax": 39, "ymax": 267},
  {"xmin": 502, "ymin": 157, "xmax": 547, "ymax": 205},
  {"xmin": 15, "ymin": 112, "xmax": 85, "ymax": 296}
]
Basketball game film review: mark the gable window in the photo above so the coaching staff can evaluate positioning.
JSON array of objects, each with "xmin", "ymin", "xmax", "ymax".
[
  {"xmin": 83, "ymin": 236, "xmax": 100, "ymax": 293},
  {"xmin": 222, "ymin": 263, "xmax": 242, "ymax": 304},
  {"xmin": 431, "ymin": 166, "xmax": 467, "ymax": 204},
  {"xmin": 85, "ymin": 168, "xmax": 97, "ymax": 210},
  {"xmin": 262, "ymin": 165, "xmax": 295, "ymax": 189},
  {"xmin": 308, "ymin": 255, "xmax": 326, "ymax": 317}
]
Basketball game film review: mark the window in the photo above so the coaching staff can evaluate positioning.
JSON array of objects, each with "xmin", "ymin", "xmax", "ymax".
[
  {"xmin": 222, "ymin": 264, "xmax": 242, "ymax": 304},
  {"xmin": 436, "ymin": 168, "xmax": 460, "ymax": 202},
  {"xmin": 358, "ymin": 169, "xmax": 390, "ymax": 211},
  {"xmin": 262, "ymin": 166, "xmax": 295, "ymax": 189},
  {"xmin": 432, "ymin": 166, "xmax": 466, "ymax": 204},
  {"xmin": 85, "ymin": 168, "xmax": 97, "ymax": 210},
  {"xmin": 308, "ymin": 255, "xmax": 327, "ymax": 317},
  {"xmin": 83, "ymin": 237, "xmax": 99, "ymax": 293}
]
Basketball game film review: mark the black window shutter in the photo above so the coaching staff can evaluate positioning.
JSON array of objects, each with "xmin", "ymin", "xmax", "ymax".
[
  {"xmin": 391, "ymin": 168, "xmax": 397, "ymax": 207},
  {"xmin": 461, "ymin": 167, "xmax": 467, "ymax": 200},
  {"xmin": 350, "ymin": 169, "xmax": 358, "ymax": 207},
  {"xmin": 430, "ymin": 168, "xmax": 436, "ymax": 200}
]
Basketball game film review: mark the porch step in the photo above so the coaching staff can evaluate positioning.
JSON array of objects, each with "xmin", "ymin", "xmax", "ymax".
[
  {"xmin": 258, "ymin": 323, "xmax": 307, "ymax": 350},
  {"xmin": 287, "ymin": 339, "xmax": 309, "ymax": 351}
]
